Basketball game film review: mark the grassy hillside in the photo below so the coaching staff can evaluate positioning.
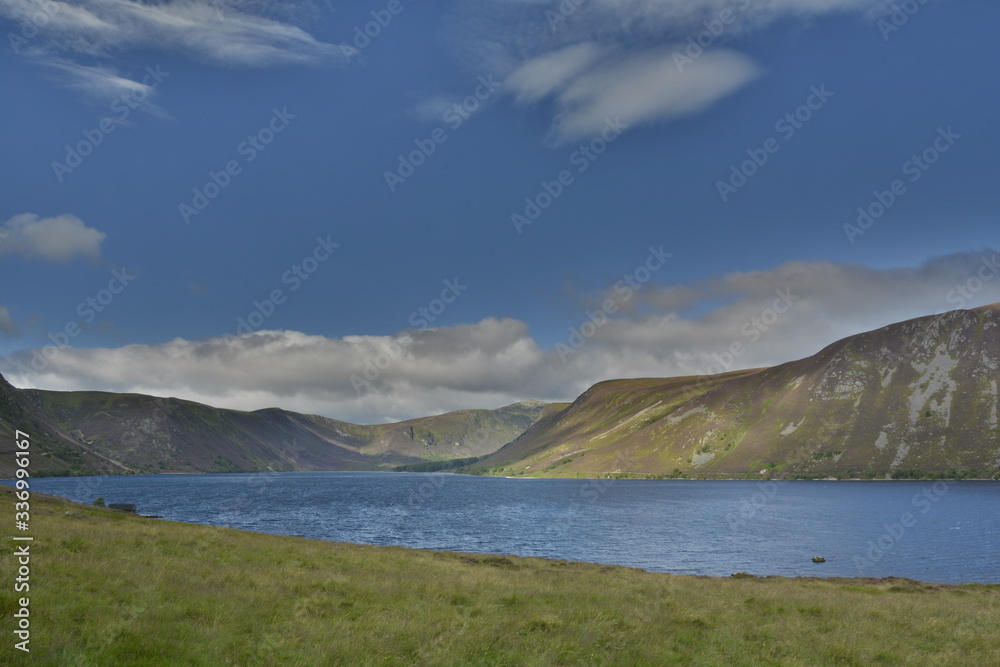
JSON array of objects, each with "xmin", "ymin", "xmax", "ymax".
[
  {"xmin": 6, "ymin": 304, "xmax": 998, "ymax": 479},
  {"xmin": 308, "ymin": 399, "xmax": 551, "ymax": 463},
  {"xmin": 6, "ymin": 380, "xmax": 548, "ymax": 474},
  {"xmin": 476, "ymin": 305, "xmax": 1000, "ymax": 479},
  {"xmin": 0, "ymin": 374, "xmax": 131, "ymax": 478},
  {"xmin": 473, "ymin": 372, "xmax": 761, "ymax": 475},
  {"xmin": 15, "ymin": 389, "xmax": 375, "ymax": 475},
  {"xmin": 1, "ymin": 486, "xmax": 997, "ymax": 664}
]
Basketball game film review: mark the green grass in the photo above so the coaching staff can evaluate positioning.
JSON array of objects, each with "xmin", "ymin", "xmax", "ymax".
[{"xmin": 2, "ymin": 487, "xmax": 998, "ymax": 665}]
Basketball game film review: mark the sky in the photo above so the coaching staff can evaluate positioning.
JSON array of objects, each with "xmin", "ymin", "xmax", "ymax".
[{"xmin": 0, "ymin": 0, "xmax": 998, "ymax": 424}]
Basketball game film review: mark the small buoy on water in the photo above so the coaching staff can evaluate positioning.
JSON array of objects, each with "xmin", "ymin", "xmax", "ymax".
[{"xmin": 812, "ymin": 556, "xmax": 826, "ymax": 563}]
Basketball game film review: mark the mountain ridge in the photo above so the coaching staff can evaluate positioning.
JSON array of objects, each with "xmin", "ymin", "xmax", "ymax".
[
  {"xmin": 2, "ymin": 304, "xmax": 998, "ymax": 479},
  {"xmin": 472, "ymin": 304, "xmax": 1000, "ymax": 478},
  {"xmin": 0, "ymin": 379, "xmax": 550, "ymax": 477}
]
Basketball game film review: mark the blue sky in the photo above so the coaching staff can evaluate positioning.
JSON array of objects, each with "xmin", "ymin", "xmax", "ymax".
[{"xmin": 1, "ymin": 0, "xmax": 998, "ymax": 423}]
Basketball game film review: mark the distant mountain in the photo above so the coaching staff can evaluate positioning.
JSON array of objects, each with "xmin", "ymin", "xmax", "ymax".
[
  {"xmin": 0, "ymin": 378, "xmax": 549, "ymax": 476},
  {"xmin": 474, "ymin": 305, "xmax": 1000, "ymax": 479},
  {"xmin": 5, "ymin": 304, "xmax": 998, "ymax": 480}
]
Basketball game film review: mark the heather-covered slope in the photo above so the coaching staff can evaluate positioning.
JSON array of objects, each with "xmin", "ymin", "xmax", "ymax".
[
  {"xmin": 475, "ymin": 371, "xmax": 762, "ymax": 474},
  {"xmin": 2, "ymin": 379, "xmax": 548, "ymax": 475},
  {"xmin": 17, "ymin": 389, "xmax": 372, "ymax": 474},
  {"xmin": 0, "ymin": 373, "xmax": 132, "ymax": 477},
  {"xmin": 5, "ymin": 305, "xmax": 998, "ymax": 479},
  {"xmin": 477, "ymin": 305, "xmax": 1000, "ymax": 478}
]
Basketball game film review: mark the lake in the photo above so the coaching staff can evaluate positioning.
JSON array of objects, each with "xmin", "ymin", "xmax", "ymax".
[{"xmin": 13, "ymin": 472, "xmax": 1000, "ymax": 584}]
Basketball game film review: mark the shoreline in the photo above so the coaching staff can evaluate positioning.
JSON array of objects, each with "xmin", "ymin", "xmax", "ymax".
[
  {"xmin": 6, "ymin": 485, "xmax": 999, "ymax": 663},
  {"xmin": 11, "ymin": 486, "xmax": 1000, "ymax": 587},
  {"xmin": 8, "ymin": 485, "xmax": 1000, "ymax": 587},
  {"xmin": 9, "ymin": 468, "xmax": 1000, "ymax": 482}
]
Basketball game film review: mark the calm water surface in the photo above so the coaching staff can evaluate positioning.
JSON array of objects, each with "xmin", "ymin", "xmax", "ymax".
[{"xmin": 14, "ymin": 472, "xmax": 1000, "ymax": 584}]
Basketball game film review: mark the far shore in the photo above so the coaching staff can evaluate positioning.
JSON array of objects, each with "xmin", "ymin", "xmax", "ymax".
[{"xmin": 7, "ymin": 469, "xmax": 1000, "ymax": 482}]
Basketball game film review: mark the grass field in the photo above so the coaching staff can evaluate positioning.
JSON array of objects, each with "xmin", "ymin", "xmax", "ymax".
[{"xmin": 2, "ymin": 486, "xmax": 998, "ymax": 665}]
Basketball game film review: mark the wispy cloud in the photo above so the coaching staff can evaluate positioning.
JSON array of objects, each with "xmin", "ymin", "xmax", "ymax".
[
  {"xmin": 41, "ymin": 57, "xmax": 164, "ymax": 108},
  {"xmin": 506, "ymin": 42, "xmax": 605, "ymax": 104},
  {"xmin": 1, "ymin": 0, "xmax": 349, "ymax": 103},
  {"xmin": 0, "ymin": 213, "xmax": 106, "ymax": 263},
  {"xmin": 449, "ymin": 0, "xmax": 890, "ymax": 142},
  {"xmin": 5, "ymin": 251, "xmax": 997, "ymax": 423},
  {"xmin": 508, "ymin": 45, "xmax": 760, "ymax": 143},
  {"xmin": 407, "ymin": 95, "xmax": 462, "ymax": 123}
]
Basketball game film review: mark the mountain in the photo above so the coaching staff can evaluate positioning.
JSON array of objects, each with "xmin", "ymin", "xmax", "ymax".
[
  {"xmin": 474, "ymin": 305, "xmax": 1000, "ymax": 479},
  {"xmin": 5, "ymin": 304, "xmax": 998, "ymax": 480},
  {"xmin": 0, "ymin": 378, "xmax": 548, "ymax": 476},
  {"xmin": 0, "ymin": 373, "xmax": 131, "ymax": 477}
]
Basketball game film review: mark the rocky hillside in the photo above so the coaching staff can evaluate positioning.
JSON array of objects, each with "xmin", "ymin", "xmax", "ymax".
[
  {"xmin": 476, "ymin": 304, "xmax": 1000, "ymax": 478},
  {"xmin": 1, "ymin": 379, "xmax": 548, "ymax": 476},
  {"xmin": 5, "ymin": 304, "xmax": 998, "ymax": 479},
  {"xmin": 0, "ymin": 373, "xmax": 131, "ymax": 477}
]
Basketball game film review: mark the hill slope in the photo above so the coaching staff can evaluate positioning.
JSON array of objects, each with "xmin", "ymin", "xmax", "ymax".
[
  {"xmin": 2, "ymin": 379, "xmax": 548, "ymax": 475},
  {"xmin": 0, "ymin": 373, "xmax": 133, "ymax": 477},
  {"xmin": 477, "ymin": 305, "xmax": 1000, "ymax": 478}
]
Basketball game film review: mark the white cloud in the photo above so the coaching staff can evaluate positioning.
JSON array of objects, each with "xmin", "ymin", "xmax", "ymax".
[
  {"xmin": 408, "ymin": 95, "xmax": 461, "ymax": 123},
  {"xmin": 450, "ymin": 0, "xmax": 889, "ymax": 141},
  {"xmin": 576, "ymin": 250, "xmax": 1000, "ymax": 378},
  {"xmin": 506, "ymin": 42, "xmax": 606, "ymax": 104},
  {"xmin": 477, "ymin": 0, "xmax": 890, "ymax": 41},
  {"xmin": 0, "ymin": 213, "xmax": 106, "ymax": 263},
  {"xmin": 4, "ymin": 251, "xmax": 997, "ymax": 424},
  {"xmin": 519, "ymin": 47, "xmax": 760, "ymax": 143},
  {"xmin": 3, "ymin": 0, "xmax": 347, "ymax": 66},
  {"xmin": 3, "ymin": 320, "xmax": 556, "ymax": 424},
  {"xmin": 1, "ymin": 0, "xmax": 349, "ymax": 102},
  {"xmin": 41, "ymin": 58, "xmax": 164, "ymax": 110}
]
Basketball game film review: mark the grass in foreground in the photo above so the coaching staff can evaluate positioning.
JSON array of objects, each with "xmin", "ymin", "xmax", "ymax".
[{"xmin": 1, "ymin": 487, "xmax": 998, "ymax": 665}]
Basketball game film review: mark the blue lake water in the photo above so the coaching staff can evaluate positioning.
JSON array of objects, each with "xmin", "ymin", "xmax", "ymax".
[{"xmin": 12, "ymin": 472, "xmax": 1000, "ymax": 584}]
